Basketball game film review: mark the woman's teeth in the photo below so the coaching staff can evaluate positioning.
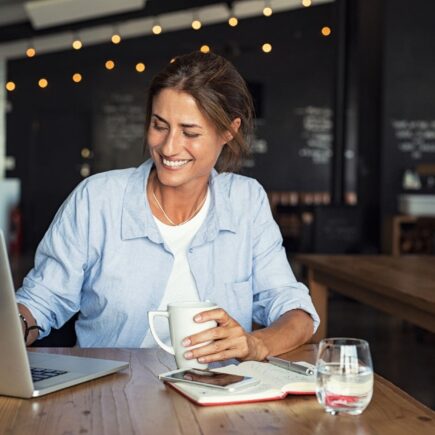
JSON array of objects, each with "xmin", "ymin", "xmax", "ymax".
[{"xmin": 162, "ymin": 158, "xmax": 190, "ymax": 168}]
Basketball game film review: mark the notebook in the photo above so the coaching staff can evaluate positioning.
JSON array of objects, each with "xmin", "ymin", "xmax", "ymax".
[
  {"xmin": 159, "ymin": 360, "xmax": 316, "ymax": 406},
  {"xmin": 0, "ymin": 229, "xmax": 129, "ymax": 398}
]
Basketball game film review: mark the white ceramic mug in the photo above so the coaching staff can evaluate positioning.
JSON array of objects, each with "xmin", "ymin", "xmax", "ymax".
[{"xmin": 148, "ymin": 301, "xmax": 218, "ymax": 369}]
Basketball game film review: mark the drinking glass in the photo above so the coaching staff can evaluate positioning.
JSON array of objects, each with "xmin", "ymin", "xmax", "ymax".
[{"xmin": 315, "ymin": 338, "xmax": 374, "ymax": 415}]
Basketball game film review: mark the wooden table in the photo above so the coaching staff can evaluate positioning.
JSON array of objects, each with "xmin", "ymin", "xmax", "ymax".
[
  {"xmin": 0, "ymin": 347, "xmax": 434, "ymax": 434},
  {"xmin": 294, "ymin": 255, "xmax": 435, "ymax": 341}
]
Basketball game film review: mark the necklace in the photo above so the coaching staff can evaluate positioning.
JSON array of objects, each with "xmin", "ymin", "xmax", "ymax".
[{"xmin": 151, "ymin": 179, "xmax": 207, "ymax": 226}]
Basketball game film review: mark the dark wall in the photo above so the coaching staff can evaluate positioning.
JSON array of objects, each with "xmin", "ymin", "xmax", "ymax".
[
  {"xmin": 6, "ymin": 5, "xmax": 336, "ymax": 251},
  {"xmin": 381, "ymin": 0, "xmax": 435, "ymax": 216}
]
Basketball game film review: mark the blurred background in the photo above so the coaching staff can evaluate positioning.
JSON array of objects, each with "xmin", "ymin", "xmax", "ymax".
[{"xmin": 0, "ymin": 0, "xmax": 434, "ymax": 407}]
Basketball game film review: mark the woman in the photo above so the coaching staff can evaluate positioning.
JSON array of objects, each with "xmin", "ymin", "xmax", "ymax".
[{"xmin": 16, "ymin": 51, "xmax": 319, "ymax": 364}]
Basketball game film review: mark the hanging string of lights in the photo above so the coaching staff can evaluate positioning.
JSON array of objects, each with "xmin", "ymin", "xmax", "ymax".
[{"xmin": 3, "ymin": 1, "xmax": 331, "ymax": 92}]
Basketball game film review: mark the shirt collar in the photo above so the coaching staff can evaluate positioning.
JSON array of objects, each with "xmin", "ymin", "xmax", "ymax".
[
  {"xmin": 121, "ymin": 160, "xmax": 162, "ymax": 243},
  {"xmin": 121, "ymin": 159, "xmax": 237, "ymax": 243}
]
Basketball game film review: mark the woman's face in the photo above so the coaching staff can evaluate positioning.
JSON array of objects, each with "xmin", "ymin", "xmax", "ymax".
[{"xmin": 147, "ymin": 88, "xmax": 227, "ymax": 190}]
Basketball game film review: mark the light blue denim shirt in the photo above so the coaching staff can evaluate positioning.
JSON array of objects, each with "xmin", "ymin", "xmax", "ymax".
[{"xmin": 16, "ymin": 159, "xmax": 319, "ymax": 347}]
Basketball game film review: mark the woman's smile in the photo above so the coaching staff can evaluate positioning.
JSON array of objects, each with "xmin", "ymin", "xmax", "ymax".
[{"xmin": 161, "ymin": 157, "xmax": 192, "ymax": 169}]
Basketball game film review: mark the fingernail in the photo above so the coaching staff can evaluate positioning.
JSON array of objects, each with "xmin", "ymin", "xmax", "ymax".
[
  {"xmin": 184, "ymin": 351, "xmax": 193, "ymax": 359},
  {"xmin": 182, "ymin": 338, "xmax": 191, "ymax": 346},
  {"xmin": 198, "ymin": 357, "xmax": 206, "ymax": 363},
  {"xmin": 194, "ymin": 314, "xmax": 202, "ymax": 321}
]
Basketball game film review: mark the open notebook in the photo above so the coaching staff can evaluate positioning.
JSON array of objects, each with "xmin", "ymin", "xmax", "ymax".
[{"xmin": 159, "ymin": 360, "xmax": 316, "ymax": 406}]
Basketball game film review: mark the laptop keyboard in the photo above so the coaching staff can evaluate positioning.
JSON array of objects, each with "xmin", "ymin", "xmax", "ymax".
[{"xmin": 31, "ymin": 367, "xmax": 68, "ymax": 383}]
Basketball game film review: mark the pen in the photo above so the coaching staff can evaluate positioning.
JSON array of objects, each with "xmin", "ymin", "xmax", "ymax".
[{"xmin": 267, "ymin": 356, "xmax": 314, "ymax": 376}]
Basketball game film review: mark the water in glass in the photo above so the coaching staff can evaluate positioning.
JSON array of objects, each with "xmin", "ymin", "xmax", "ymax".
[{"xmin": 316, "ymin": 338, "xmax": 374, "ymax": 415}]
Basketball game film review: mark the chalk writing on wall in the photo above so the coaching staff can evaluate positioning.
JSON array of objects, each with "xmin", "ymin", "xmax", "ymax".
[
  {"xmin": 102, "ymin": 93, "xmax": 145, "ymax": 151},
  {"xmin": 392, "ymin": 119, "xmax": 435, "ymax": 159},
  {"xmin": 295, "ymin": 106, "xmax": 333, "ymax": 165},
  {"xmin": 93, "ymin": 91, "xmax": 146, "ymax": 171}
]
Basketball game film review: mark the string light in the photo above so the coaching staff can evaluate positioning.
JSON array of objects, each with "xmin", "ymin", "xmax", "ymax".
[
  {"xmin": 80, "ymin": 163, "xmax": 90, "ymax": 178},
  {"xmin": 227, "ymin": 2, "xmax": 238, "ymax": 27},
  {"xmin": 321, "ymin": 26, "xmax": 332, "ymax": 36},
  {"xmin": 228, "ymin": 16, "xmax": 238, "ymax": 27},
  {"xmin": 200, "ymin": 45, "xmax": 210, "ymax": 53},
  {"xmin": 263, "ymin": 1, "xmax": 273, "ymax": 17},
  {"xmin": 72, "ymin": 36, "xmax": 83, "ymax": 50},
  {"xmin": 72, "ymin": 73, "xmax": 82, "ymax": 83},
  {"xmin": 302, "ymin": 0, "xmax": 312, "ymax": 6},
  {"xmin": 5, "ymin": 81, "xmax": 16, "ymax": 91},
  {"xmin": 38, "ymin": 78, "xmax": 48, "ymax": 88},
  {"xmin": 192, "ymin": 19, "xmax": 202, "ymax": 30},
  {"xmin": 152, "ymin": 18, "xmax": 162, "ymax": 35},
  {"xmin": 135, "ymin": 62, "xmax": 146, "ymax": 72},
  {"xmin": 105, "ymin": 60, "xmax": 115, "ymax": 70},
  {"xmin": 152, "ymin": 24, "xmax": 162, "ymax": 34},
  {"xmin": 263, "ymin": 6, "xmax": 272, "ymax": 17},
  {"xmin": 81, "ymin": 148, "xmax": 91, "ymax": 158},
  {"xmin": 262, "ymin": 43, "xmax": 272, "ymax": 53},
  {"xmin": 26, "ymin": 47, "xmax": 36, "ymax": 58},
  {"xmin": 111, "ymin": 33, "xmax": 121, "ymax": 44}
]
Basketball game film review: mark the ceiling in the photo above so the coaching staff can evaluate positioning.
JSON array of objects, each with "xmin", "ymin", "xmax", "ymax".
[
  {"xmin": 0, "ymin": 0, "xmax": 148, "ymax": 29},
  {"xmin": 0, "ymin": 0, "xmax": 334, "ymax": 59},
  {"xmin": 0, "ymin": 0, "xmax": 227, "ymax": 43},
  {"xmin": 0, "ymin": 1, "xmax": 228, "ymax": 31}
]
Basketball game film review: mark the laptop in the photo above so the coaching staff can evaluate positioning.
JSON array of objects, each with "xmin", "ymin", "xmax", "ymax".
[{"xmin": 0, "ymin": 230, "xmax": 129, "ymax": 398}]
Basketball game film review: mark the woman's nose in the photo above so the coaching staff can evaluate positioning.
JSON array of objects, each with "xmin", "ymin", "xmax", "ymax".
[{"xmin": 160, "ymin": 131, "xmax": 181, "ymax": 156}]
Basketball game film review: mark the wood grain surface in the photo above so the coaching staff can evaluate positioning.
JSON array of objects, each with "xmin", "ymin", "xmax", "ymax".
[
  {"xmin": 294, "ymin": 255, "xmax": 435, "ymax": 337},
  {"xmin": 0, "ymin": 346, "xmax": 433, "ymax": 435}
]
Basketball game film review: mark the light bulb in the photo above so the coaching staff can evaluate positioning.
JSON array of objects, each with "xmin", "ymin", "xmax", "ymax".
[
  {"xmin": 72, "ymin": 39, "xmax": 82, "ymax": 50},
  {"xmin": 111, "ymin": 33, "xmax": 121, "ymax": 44},
  {"xmin": 72, "ymin": 73, "xmax": 82, "ymax": 83},
  {"xmin": 152, "ymin": 24, "xmax": 162, "ymax": 35},
  {"xmin": 228, "ymin": 16, "xmax": 238, "ymax": 27},
  {"xmin": 5, "ymin": 81, "xmax": 16, "ymax": 91},
  {"xmin": 262, "ymin": 43, "xmax": 272, "ymax": 53},
  {"xmin": 192, "ymin": 19, "xmax": 202, "ymax": 30},
  {"xmin": 105, "ymin": 60, "xmax": 115, "ymax": 70},
  {"xmin": 26, "ymin": 47, "xmax": 36, "ymax": 58},
  {"xmin": 136, "ymin": 62, "xmax": 146, "ymax": 73},
  {"xmin": 38, "ymin": 78, "xmax": 48, "ymax": 88},
  {"xmin": 321, "ymin": 26, "xmax": 332, "ymax": 36},
  {"xmin": 263, "ymin": 6, "xmax": 273, "ymax": 17}
]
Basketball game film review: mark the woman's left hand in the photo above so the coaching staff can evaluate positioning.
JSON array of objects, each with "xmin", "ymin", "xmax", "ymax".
[{"xmin": 182, "ymin": 308, "xmax": 268, "ymax": 364}]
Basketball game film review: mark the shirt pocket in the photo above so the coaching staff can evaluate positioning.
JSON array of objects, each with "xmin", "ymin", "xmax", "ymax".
[{"xmin": 223, "ymin": 280, "xmax": 253, "ymax": 331}]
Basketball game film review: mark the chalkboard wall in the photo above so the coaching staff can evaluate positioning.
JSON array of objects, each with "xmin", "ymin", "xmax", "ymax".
[{"xmin": 381, "ymin": 0, "xmax": 435, "ymax": 215}]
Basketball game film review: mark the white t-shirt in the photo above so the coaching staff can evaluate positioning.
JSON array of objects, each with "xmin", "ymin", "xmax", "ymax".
[{"xmin": 141, "ymin": 188, "xmax": 211, "ymax": 347}]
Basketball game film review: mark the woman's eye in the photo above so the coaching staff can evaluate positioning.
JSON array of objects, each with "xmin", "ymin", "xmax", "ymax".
[
  {"xmin": 153, "ymin": 123, "xmax": 168, "ymax": 131},
  {"xmin": 183, "ymin": 132, "xmax": 200, "ymax": 138}
]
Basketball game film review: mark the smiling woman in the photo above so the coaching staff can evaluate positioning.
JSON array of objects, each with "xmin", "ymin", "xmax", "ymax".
[
  {"xmin": 144, "ymin": 52, "xmax": 251, "ymax": 230},
  {"xmin": 147, "ymin": 88, "xmax": 242, "ymax": 225},
  {"xmin": 145, "ymin": 51, "xmax": 253, "ymax": 174},
  {"xmin": 15, "ymin": 52, "xmax": 319, "ymax": 365}
]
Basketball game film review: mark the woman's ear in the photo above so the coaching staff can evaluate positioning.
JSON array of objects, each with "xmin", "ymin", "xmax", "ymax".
[{"xmin": 223, "ymin": 118, "xmax": 242, "ymax": 143}]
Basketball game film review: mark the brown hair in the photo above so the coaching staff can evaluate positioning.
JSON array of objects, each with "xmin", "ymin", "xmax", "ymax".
[{"xmin": 145, "ymin": 51, "xmax": 254, "ymax": 172}]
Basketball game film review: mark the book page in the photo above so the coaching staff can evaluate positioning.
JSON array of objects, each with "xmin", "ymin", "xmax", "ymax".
[{"xmin": 215, "ymin": 361, "xmax": 315, "ymax": 393}]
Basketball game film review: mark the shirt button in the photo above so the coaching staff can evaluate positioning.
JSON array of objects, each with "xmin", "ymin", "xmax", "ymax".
[{"xmin": 189, "ymin": 248, "xmax": 193, "ymax": 253}]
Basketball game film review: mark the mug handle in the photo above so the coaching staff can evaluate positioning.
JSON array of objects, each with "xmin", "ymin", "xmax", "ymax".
[{"xmin": 148, "ymin": 311, "xmax": 175, "ymax": 355}]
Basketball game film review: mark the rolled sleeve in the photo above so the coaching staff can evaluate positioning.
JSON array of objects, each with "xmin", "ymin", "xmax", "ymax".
[
  {"xmin": 253, "ymin": 284, "xmax": 320, "ymax": 333},
  {"xmin": 251, "ymin": 184, "xmax": 320, "ymax": 333}
]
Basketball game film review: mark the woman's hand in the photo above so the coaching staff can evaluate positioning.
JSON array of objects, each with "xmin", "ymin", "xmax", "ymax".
[{"xmin": 181, "ymin": 308, "xmax": 269, "ymax": 364}]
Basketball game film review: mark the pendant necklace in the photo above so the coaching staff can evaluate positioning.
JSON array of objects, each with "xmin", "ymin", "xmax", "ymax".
[{"xmin": 152, "ymin": 178, "xmax": 207, "ymax": 226}]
